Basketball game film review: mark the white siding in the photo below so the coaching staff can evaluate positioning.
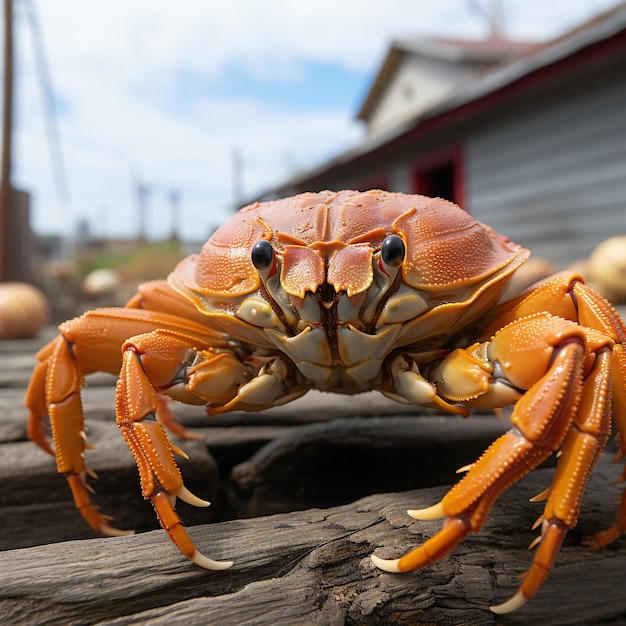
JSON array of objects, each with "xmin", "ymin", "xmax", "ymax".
[
  {"xmin": 368, "ymin": 55, "xmax": 479, "ymax": 135},
  {"xmin": 466, "ymin": 74, "xmax": 626, "ymax": 266}
]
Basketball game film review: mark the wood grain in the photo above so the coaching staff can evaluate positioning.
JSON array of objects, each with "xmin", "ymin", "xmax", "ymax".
[{"xmin": 2, "ymin": 320, "xmax": 626, "ymax": 625}]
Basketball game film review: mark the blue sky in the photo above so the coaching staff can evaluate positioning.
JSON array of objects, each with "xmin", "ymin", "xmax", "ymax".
[
  {"xmin": 8, "ymin": 0, "xmax": 621, "ymax": 242},
  {"xmin": 173, "ymin": 63, "xmax": 367, "ymax": 113}
]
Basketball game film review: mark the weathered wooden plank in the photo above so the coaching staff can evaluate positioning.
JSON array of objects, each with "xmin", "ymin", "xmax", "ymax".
[
  {"xmin": 3, "ymin": 310, "xmax": 626, "ymax": 625},
  {"xmin": 229, "ymin": 414, "xmax": 511, "ymax": 518},
  {"xmin": 0, "ymin": 409, "xmax": 508, "ymax": 549},
  {"xmin": 0, "ymin": 423, "xmax": 219, "ymax": 550},
  {"xmin": 1, "ymin": 453, "xmax": 625, "ymax": 625},
  {"xmin": 0, "ymin": 327, "xmax": 58, "ymax": 355},
  {"xmin": 0, "ymin": 327, "xmax": 114, "ymax": 388}
]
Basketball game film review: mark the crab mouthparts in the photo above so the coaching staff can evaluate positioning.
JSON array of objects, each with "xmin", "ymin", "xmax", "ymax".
[{"xmin": 319, "ymin": 283, "xmax": 338, "ymax": 307}]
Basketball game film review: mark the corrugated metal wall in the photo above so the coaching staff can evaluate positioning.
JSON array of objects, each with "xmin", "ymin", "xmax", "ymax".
[{"xmin": 466, "ymin": 71, "xmax": 626, "ymax": 267}]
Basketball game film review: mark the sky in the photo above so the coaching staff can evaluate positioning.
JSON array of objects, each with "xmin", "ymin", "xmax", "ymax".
[{"xmin": 7, "ymin": 0, "xmax": 622, "ymax": 242}]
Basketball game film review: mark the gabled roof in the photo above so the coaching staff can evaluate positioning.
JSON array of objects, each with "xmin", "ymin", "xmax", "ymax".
[
  {"xmin": 356, "ymin": 36, "xmax": 536, "ymax": 122},
  {"xmin": 256, "ymin": 2, "xmax": 626, "ymax": 201}
]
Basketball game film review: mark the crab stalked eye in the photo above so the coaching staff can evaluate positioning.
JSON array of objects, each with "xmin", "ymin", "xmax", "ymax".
[
  {"xmin": 251, "ymin": 240, "xmax": 275, "ymax": 271},
  {"xmin": 381, "ymin": 234, "xmax": 405, "ymax": 268}
]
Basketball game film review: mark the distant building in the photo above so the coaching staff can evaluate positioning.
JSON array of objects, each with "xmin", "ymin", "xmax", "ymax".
[
  {"xmin": 256, "ymin": 3, "xmax": 626, "ymax": 267},
  {"xmin": 356, "ymin": 37, "xmax": 534, "ymax": 136}
]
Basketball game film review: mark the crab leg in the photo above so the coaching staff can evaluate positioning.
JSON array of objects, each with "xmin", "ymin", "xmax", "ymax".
[
  {"xmin": 373, "ymin": 313, "xmax": 616, "ymax": 611},
  {"xmin": 373, "ymin": 332, "xmax": 585, "ymax": 565},
  {"xmin": 25, "ymin": 348, "xmax": 55, "ymax": 456},
  {"xmin": 115, "ymin": 329, "xmax": 256, "ymax": 569},
  {"xmin": 568, "ymin": 283, "xmax": 626, "ymax": 549},
  {"xmin": 571, "ymin": 281, "xmax": 626, "ymax": 446},
  {"xmin": 24, "ymin": 334, "xmax": 132, "ymax": 537},
  {"xmin": 491, "ymin": 345, "xmax": 612, "ymax": 612},
  {"xmin": 489, "ymin": 275, "xmax": 626, "ymax": 547},
  {"xmin": 485, "ymin": 274, "xmax": 626, "ymax": 434},
  {"xmin": 24, "ymin": 308, "xmax": 240, "ymax": 539}
]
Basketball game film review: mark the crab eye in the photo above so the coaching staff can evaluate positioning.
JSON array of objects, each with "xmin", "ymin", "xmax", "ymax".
[
  {"xmin": 251, "ymin": 240, "xmax": 275, "ymax": 271},
  {"xmin": 381, "ymin": 235, "xmax": 405, "ymax": 268}
]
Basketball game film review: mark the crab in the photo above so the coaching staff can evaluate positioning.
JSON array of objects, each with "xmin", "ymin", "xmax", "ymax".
[{"xmin": 25, "ymin": 190, "xmax": 626, "ymax": 613}]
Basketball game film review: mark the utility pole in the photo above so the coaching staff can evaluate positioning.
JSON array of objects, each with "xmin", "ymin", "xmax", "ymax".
[
  {"xmin": 489, "ymin": 0, "xmax": 503, "ymax": 39},
  {"xmin": 0, "ymin": 0, "xmax": 13, "ymax": 281},
  {"xmin": 134, "ymin": 174, "xmax": 151, "ymax": 242},
  {"xmin": 169, "ymin": 188, "xmax": 180, "ymax": 242}
]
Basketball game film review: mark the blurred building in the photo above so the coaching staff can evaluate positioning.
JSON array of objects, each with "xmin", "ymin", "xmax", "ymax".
[{"xmin": 256, "ymin": 3, "xmax": 626, "ymax": 267}]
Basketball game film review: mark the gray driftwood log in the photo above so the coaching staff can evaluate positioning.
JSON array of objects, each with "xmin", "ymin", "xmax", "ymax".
[
  {"xmin": 2, "ymin": 453, "xmax": 626, "ymax": 625},
  {"xmin": 2, "ymin": 318, "xmax": 626, "ymax": 625}
]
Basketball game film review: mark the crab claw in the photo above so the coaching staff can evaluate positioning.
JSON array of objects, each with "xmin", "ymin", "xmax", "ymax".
[
  {"xmin": 150, "ymin": 490, "xmax": 232, "ymax": 572},
  {"xmin": 370, "ymin": 554, "xmax": 402, "ymax": 573},
  {"xmin": 191, "ymin": 550, "xmax": 234, "ymax": 571},
  {"xmin": 168, "ymin": 486, "xmax": 232, "ymax": 570},
  {"xmin": 99, "ymin": 523, "xmax": 135, "ymax": 537},
  {"xmin": 407, "ymin": 502, "xmax": 445, "ymax": 520},
  {"xmin": 490, "ymin": 591, "xmax": 528, "ymax": 614},
  {"xmin": 175, "ymin": 485, "xmax": 211, "ymax": 508}
]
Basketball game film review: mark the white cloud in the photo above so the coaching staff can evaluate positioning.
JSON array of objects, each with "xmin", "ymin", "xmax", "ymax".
[{"xmin": 10, "ymin": 0, "xmax": 620, "ymax": 241}]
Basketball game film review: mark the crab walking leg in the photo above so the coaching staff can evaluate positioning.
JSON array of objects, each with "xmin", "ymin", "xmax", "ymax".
[
  {"xmin": 25, "ymin": 347, "xmax": 55, "ymax": 455},
  {"xmin": 155, "ymin": 395, "xmax": 203, "ymax": 440},
  {"xmin": 25, "ymin": 307, "xmax": 239, "ymax": 452},
  {"xmin": 483, "ymin": 274, "xmax": 626, "ymax": 434},
  {"xmin": 491, "ymin": 346, "xmax": 612, "ymax": 613},
  {"xmin": 570, "ymin": 284, "xmax": 626, "ymax": 549},
  {"xmin": 24, "ymin": 308, "xmax": 240, "ymax": 536},
  {"xmin": 24, "ymin": 335, "xmax": 132, "ymax": 536},
  {"xmin": 373, "ymin": 324, "xmax": 589, "ymax": 606},
  {"xmin": 571, "ymin": 281, "xmax": 626, "ymax": 445},
  {"xmin": 488, "ymin": 276, "xmax": 626, "ymax": 546},
  {"xmin": 124, "ymin": 279, "xmax": 215, "ymax": 326},
  {"xmin": 115, "ymin": 332, "xmax": 245, "ymax": 569}
]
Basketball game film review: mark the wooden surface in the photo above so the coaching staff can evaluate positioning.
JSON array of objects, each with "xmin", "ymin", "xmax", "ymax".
[{"xmin": 2, "ymin": 321, "xmax": 626, "ymax": 625}]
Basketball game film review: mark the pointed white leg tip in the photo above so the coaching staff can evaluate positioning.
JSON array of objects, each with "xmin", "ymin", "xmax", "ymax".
[
  {"xmin": 407, "ymin": 502, "xmax": 445, "ymax": 520},
  {"xmin": 370, "ymin": 554, "xmax": 402, "ymax": 573},
  {"xmin": 99, "ymin": 524, "xmax": 135, "ymax": 537},
  {"xmin": 490, "ymin": 591, "xmax": 528, "ymax": 614},
  {"xmin": 176, "ymin": 486, "xmax": 211, "ymax": 508},
  {"xmin": 191, "ymin": 550, "xmax": 234, "ymax": 571}
]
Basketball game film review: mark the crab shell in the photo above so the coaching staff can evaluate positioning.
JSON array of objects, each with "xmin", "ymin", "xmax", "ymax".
[{"xmin": 170, "ymin": 190, "xmax": 529, "ymax": 391}]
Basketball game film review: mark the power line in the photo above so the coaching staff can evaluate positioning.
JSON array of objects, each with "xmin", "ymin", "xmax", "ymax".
[
  {"xmin": 466, "ymin": 0, "xmax": 504, "ymax": 38},
  {"xmin": 22, "ymin": 0, "xmax": 70, "ymax": 204},
  {"xmin": 0, "ymin": 0, "xmax": 14, "ymax": 281}
]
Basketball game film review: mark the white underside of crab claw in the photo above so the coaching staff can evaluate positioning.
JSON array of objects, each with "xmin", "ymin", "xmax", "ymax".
[
  {"xmin": 394, "ymin": 369, "xmax": 437, "ymax": 405},
  {"xmin": 370, "ymin": 554, "xmax": 402, "ymax": 573},
  {"xmin": 191, "ymin": 550, "xmax": 234, "ymax": 571},
  {"xmin": 237, "ymin": 373, "xmax": 286, "ymax": 405},
  {"xmin": 490, "ymin": 590, "xmax": 528, "ymax": 614}
]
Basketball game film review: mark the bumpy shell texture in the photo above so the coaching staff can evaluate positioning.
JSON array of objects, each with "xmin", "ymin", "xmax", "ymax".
[{"xmin": 174, "ymin": 190, "xmax": 522, "ymax": 299}]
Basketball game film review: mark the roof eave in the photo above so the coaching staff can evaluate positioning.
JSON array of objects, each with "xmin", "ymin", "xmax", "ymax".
[{"xmin": 255, "ymin": 4, "xmax": 626, "ymax": 200}]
